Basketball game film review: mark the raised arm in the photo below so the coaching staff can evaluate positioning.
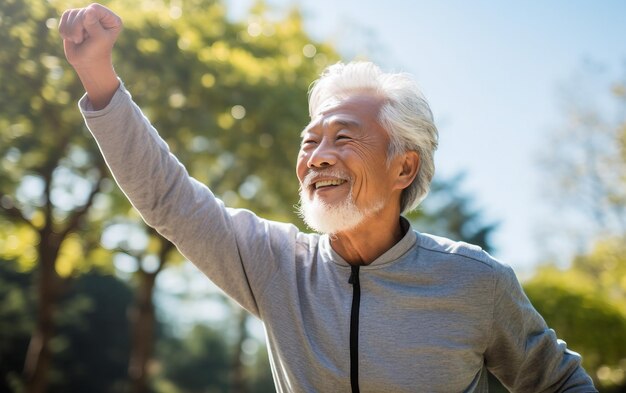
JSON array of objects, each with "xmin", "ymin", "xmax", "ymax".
[
  {"xmin": 57, "ymin": 4, "xmax": 296, "ymax": 317},
  {"xmin": 59, "ymin": 3, "xmax": 121, "ymax": 109}
]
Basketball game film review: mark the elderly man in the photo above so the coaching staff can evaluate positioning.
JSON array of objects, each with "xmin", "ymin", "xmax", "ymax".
[{"xmin": 60, "ymin": 4, "xmax": 596, "ymax": 392}]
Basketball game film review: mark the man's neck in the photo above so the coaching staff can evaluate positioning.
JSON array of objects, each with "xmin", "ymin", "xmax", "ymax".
[{"xmin": 329, "ymin": 213, "xmax": 405, "ymax": 266}]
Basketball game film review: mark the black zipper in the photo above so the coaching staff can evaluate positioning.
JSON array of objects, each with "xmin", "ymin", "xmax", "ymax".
[{"xmin": 348, "ymin": 265, "xmax": 361, "ymax": 393}]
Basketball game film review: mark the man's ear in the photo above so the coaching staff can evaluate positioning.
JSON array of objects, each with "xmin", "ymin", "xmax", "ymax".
[{"xmin": 394, "ymin": 151, "xmax": 420, "ymax": 190}]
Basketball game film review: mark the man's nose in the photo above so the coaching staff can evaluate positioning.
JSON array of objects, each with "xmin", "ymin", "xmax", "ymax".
[{"xmin": 307, "ymin": 139, "xmax": 337, "ymax": 168}]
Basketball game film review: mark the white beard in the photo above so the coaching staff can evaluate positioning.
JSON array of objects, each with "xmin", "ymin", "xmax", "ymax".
[{"xmin": 297, "ymin": 170, "xmax": 383, "ymax": 235}]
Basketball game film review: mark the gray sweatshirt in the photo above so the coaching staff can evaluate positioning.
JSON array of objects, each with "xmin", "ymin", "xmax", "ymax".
[{"xmin": 80, "ymin": 84, "xmax": 596, "ymax": 393}]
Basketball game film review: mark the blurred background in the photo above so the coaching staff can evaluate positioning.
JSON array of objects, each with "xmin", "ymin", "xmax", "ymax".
[{"xmin": 1, "ymin": 0, "xmax": 625, "ymax": 392}]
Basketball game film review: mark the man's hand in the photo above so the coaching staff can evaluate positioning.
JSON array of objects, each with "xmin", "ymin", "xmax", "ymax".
[
  {"xmin": 59, "ymin": 3, "xmax": 122, "ymax": 69},
  {"xmin": 59, "ymin": 3, "xmax": 122, "ymax": 109}
]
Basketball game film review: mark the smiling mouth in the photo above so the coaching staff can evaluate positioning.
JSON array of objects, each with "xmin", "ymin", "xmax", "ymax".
[{"xmin": 314, "ymin": 179, "xmax": 347, "ymax": 189}]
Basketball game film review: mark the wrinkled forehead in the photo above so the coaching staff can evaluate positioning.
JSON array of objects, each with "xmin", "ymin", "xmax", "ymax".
[
  {"xmin": 301, "ymin": 115, "xmax": 361, "ymax": 138},
  {"xmin": 301, "ymin": 94, "xmax": 385, "ymax": 137}
]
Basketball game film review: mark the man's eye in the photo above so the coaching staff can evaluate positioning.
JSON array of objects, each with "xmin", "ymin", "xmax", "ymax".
[
  {"xmin": 302, "ymin": 139, "xmax": 317, "ymax": 145},
  {"xmin": 336, "ymin": 129, "xmax": 352, "ymax": 140}
]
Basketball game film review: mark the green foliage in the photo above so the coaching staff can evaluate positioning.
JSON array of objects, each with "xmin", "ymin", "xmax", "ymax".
[
  {"xmin": 525, "ymin": 269, "xmax": 626, "ymax": 368},
  {"xmin": 0, "ymin": 0, "xmax": 117, "ymax": 276},
  {"xmin": 153, "ymin": 320, "xmax": 275, "ymax": 393},
  {"xmin": 155, "ymin": 324, "xmax": 232, "ymax": 393},
  {"xmin": 0, "ymin": 259, "xmax": 34, "ymax": 393},
  {"xmin": 524, "ymin": 237, "xmax": 626, "ymax": 391},
  {"xmin": 49, "ymin": 272, "xmax": 134, "ymax": 393},
  {"xmin": 0, "ymin": 261, "xmax": 134, "ymax": 393},
  {"xmin": 573, "ymin": 237, "xmax": 626, "ymax": 313}
]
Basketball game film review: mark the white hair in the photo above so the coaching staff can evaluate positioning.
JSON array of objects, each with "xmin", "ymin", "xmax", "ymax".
[{"xmin": 308, "ymin": 61, "xmax": 439, "ymax": 213}]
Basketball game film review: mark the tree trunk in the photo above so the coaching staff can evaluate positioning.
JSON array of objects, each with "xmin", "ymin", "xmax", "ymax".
[
  {"xmin": 230, "ymin": 309, "xmax": 249, "ymax": 393},
  {"xmin": 23, "ymin": 232, "xmax": 63, "ymax": 393},
  {"xmin": 128, "ymin": 234, "xmax": 172, "ymax": 393},
  {"xmin": 128, "ymin": 271, "xmax": 157, "ymax": 393}
]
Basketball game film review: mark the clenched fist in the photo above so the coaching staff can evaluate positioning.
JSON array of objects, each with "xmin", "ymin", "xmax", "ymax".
[
  {"xmin": 59, "ymin": 3, "xmax": 122, "ymax": 109},
  {"xmin": 59, "ymin": 3, "xmax": 122, "ymax": 68}
]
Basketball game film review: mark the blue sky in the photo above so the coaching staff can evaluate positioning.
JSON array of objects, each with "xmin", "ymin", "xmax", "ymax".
[{"xmin": 223, "ymin": 0, "xmax": 626, "ymax": 275}]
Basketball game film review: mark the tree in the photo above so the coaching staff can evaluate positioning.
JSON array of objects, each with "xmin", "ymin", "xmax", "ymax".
[
  {"xmin": 537, "ymin": 62, "xmax": 626, "ymax": 259},
  {"xmin": 49, "ymin": 272, "xmax": 134, "ymax": 393},
  {"xmin": 156, "ymin": 324, "xmax": 232, "ymax": 393},
  {"xmin": 0, "ymin": 259, "xmax": 34, "ymax": 393},
  {"xmin": 524, "ymin": 238, "xmax": 626, "ymax": 392},
  {"xmin": 0, "ymin": 1, "xmax": 116, "ymax": 391},
  {"xmin": 529, "ymin": 62, "xmax": 626, "ymax": 392},
  {"xmin": 0, "ymin": 259, "xmax": 134, "ymax": 393}
]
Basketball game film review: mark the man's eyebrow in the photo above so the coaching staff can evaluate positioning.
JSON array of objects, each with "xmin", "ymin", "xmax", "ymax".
[
  {"xmin": 329, "ymin": 118, "xmax": 360, "ymax": 129},
  {"xmin": 300, "ymin": 118, "xmax": 361, "ymax": 137}
]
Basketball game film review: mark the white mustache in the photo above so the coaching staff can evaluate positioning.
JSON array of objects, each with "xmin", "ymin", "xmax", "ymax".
[{"xmin": 301, "ymin": 169, "xmax": 351, "ymax": 189}]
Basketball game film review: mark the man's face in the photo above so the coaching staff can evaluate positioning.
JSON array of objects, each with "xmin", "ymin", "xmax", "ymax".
[{"xmin": 296, "ymin": 93, "xmax": 401, "ymax": 234}]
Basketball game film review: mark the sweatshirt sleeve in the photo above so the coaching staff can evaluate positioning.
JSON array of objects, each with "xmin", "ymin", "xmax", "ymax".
[
  {"xmin": 79, "ymin": 83, "xmax": 298, "ymax": 318},
  {"xmin": 484, "ymin": 263, "xmax": 597, "ymax": 392}
]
